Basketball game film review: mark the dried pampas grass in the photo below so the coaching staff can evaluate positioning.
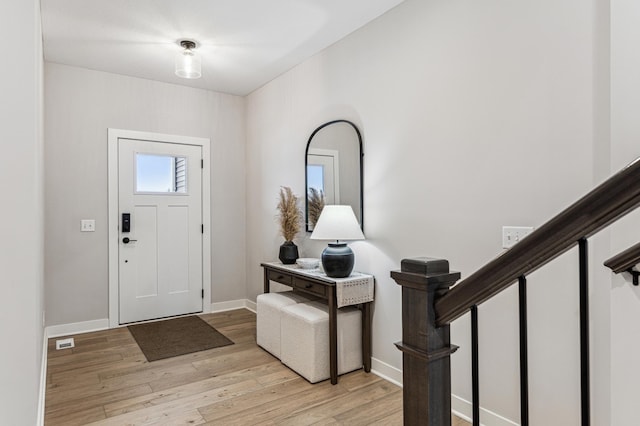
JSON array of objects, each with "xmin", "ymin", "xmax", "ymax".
[
  {"xmin": 307, "ymin": 187, "xmax": 325, "ymax": 228},
  {"xmin": 277, "ymin": 186, "xmax": 301, "ymax": 241}
]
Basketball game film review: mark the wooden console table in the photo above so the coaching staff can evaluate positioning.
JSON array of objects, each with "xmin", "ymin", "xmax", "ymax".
[{"xmin": 260, "ymin": 262, "xmax": 374, "ymax": 384}]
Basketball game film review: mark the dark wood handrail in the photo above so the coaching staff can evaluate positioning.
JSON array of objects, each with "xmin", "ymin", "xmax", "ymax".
[
  {"xmin": 435, "ymin": 157, "xmax": 640, "ymax": 326},
  {"xmin": 604, "ymin": 242, "xmax": 640, "ymax": 274}
]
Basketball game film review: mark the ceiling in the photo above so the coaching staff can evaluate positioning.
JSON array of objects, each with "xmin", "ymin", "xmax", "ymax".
[{"xmin": 41, "ymin": 0, "xmax": 405, "ymax": 96}]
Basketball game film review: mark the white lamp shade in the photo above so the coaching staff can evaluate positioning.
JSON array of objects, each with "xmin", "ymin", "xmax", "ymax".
[
  {"xmin": 175, "ymin": 50, "xmax": 201, "ymax": 79},
  {"xmin": 310, "ymin": 205, "xmax": 364, "ymax": 241}
]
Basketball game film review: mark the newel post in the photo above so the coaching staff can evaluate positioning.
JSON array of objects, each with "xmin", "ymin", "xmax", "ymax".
[{"xmin": 391, "ymin": 257, "xmax": 461, "ymax": 425}]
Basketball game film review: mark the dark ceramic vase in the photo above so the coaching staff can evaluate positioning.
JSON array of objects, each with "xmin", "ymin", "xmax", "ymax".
[{"xmin": 278, "ymin": 241, "xmax": 299, "ymax": 264}]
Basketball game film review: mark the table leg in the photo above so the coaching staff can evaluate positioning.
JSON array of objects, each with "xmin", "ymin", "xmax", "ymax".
[
  {"xmin": 263, "ymin": 268, "xmax": 270, "ymax": 293},
  {"xmin": 362, "ymin": 302, "xmax": 372, "ymax": 372},
  {"xmin": 328, "ymin": 286, "xmax": 338, "ymax": 385}
]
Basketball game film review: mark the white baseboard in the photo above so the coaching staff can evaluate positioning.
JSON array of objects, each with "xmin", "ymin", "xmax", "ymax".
[
  {"xmin": 210, "ymin": 299, "xmax": 256, "ymax": 313},
  {"xmin": 45, "ymin": 299, "xmax": 257, "ymax": 338},
  {"xmin": 46, "ymin": 318, "xmax": 110, "ymax": 338},
  {"xmin": 37, "ymin": 331, "xmax": 48, "ymax": 426},
  {"xmin": 452, "ymin": 394, "xmax": 519, "ymax": 426},
  {"xmin": 370, "ymin": 357, "xmax": 403, "ymax": 387},
  {"xmin": 244, "ymin": 299, "xmax": 257, "ymax": 313}
]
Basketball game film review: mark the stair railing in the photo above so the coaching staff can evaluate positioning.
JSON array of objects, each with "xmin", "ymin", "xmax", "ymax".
[
  {"xmin": 391, "ymin": 157, "xmax": 640, "ymax": 426},
  {"xmin": 604, "ymin": 242, "xmax": 640, "ymax": 285}
]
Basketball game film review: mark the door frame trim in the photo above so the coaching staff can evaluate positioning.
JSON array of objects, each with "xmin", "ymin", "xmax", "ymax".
[{"xmin": 107, "ymin": 128, "xmax": 211, "ymax": 328}]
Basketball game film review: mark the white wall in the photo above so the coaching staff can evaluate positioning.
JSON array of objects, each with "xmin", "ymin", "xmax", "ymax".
[
  {"xmin": 589, "ymin": 2, "xmax": 612, "ymax": 425},
  {"xmin": 44, "ymin": 63, "xmax": 247, "ymax": 326},
  {"xmin": 610, "ymin": 0, "xmax": 640, "ymax": 424},
  {"xmin": 246, "ymin": 0, "xmax": 602, "ymax": 424},
  {"xmin": 0, "ymin": 0, "xmax": 44, "ymax": 423}
]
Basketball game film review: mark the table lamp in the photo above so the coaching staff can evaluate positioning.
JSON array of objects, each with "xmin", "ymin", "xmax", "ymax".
[{"xmin": 310, "ymin": 205, "xmax": 365, "ymax": 278}]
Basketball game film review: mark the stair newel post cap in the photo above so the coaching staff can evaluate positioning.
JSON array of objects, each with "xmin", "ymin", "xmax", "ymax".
[
  {"xmin": 401, "ymin": 257, "xmax": 450, "ymax": 274},
  {"xmin": 391, "ymin": 257, "xmax": 461, "ymax": 290}
]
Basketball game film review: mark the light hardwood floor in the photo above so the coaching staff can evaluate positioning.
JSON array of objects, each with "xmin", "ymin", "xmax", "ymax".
[{"xmin": 45, "ymin": 308, "xmax": 470, "ymax": 425}]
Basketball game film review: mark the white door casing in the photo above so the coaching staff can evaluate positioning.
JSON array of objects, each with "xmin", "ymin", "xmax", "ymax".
[{"xmin": 108, "ymin": 129, "xmax": 211, "ymax": 327}]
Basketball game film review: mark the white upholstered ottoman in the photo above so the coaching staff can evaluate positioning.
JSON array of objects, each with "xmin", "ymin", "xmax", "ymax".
[
  {"xmin": 256, "ymin": 291, "xmax": 315, "ymax": 358},
  {"xmin": 280, "ymin": 300, "xmax": 362, "ymax": 383}
]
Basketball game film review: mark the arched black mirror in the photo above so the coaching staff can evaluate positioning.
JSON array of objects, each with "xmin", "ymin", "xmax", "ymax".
[{"xmin": 305, "ymin": 120, "xmax": 363, "ymax": 232}]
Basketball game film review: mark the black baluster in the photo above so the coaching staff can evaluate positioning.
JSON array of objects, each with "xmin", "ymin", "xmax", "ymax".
[
  {"xmin": 579, "ymin": 238, "xmax": 590, "ymax": 426},
  {"xmin": 519, "ymin": 275, "xmax": 529, "ymax": 426},
  {"xmin": 471, "ymin": 305, "xmax": 480, "ymax": 426}
]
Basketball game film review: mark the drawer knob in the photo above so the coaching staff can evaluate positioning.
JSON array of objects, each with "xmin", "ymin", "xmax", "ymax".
[{"xmin": 305, "ymin": 284, "xmax": 313, "ymax": 288}]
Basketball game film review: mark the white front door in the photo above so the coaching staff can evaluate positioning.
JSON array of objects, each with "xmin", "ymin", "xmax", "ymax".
[{"xmin": 117, "ymin": 138, "xmax": 203, "ymax": 324}]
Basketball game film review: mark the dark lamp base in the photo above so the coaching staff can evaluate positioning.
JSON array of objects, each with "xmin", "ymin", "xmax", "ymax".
[{"xmin": 321, "ymin": 243, "xmax": 355, "ymax": 278}]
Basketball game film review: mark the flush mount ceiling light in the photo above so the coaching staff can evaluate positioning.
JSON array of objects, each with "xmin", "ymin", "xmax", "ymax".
[{"xmin": 175, "ymin": 39, "xmax": 201, "ymax": 79}]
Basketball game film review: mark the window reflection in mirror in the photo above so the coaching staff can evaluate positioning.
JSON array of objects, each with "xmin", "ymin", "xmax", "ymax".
[
  {"xmin": 307, "ymin": 149, "xmax": 339, "ymax": 205},
  {"xmin": 305, "ymin": 120, "xmax": 362, "ymax": 232}
]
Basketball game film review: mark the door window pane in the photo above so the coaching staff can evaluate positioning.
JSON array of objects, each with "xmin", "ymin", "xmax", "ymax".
[{"xmin": 136, "ymin": 154, "xmax": 187, "ymax": 193}]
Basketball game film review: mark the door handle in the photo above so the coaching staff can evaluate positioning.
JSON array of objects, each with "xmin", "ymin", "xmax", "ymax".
[{"xmin": 122, "ymin": 237, "xmax": 137, "ymax": 244}]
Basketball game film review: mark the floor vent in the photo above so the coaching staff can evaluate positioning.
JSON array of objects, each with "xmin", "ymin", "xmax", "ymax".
[{"xmin": 56, "ymin": 338, "xmax": 75, "ymax": 350}]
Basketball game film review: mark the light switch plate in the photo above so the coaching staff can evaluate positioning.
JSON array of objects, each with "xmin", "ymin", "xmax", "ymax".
[
  {"xmin": 502, "ymin": 226, "xmax": 534, "ymax": 249},
  {"xmin": 81, "ymin": 219, "xmax": 95, "ymax": 232}
]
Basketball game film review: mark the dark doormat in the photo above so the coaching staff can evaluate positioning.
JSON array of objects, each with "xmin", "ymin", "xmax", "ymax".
[{"xmin": 128, "ymin": 315, "xmax": 234, "ymax": 362}]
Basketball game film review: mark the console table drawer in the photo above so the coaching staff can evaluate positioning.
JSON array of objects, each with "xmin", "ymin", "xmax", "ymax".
[
  {"xmin": 293, "ymin": 277, "xmax": 327, "ymax": 297},
  {"xmin": 267, "ymin": 270, "xmax": 293, "ymax": 286}
]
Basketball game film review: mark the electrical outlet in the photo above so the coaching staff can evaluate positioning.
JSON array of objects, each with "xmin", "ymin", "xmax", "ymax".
[
  {"xmin": 81, "ymin": 219, "xmax": 95, "ymax": 232},
  {"xmin": 502, "ymin": 226, "xmax": 534, "ymax": 249}
]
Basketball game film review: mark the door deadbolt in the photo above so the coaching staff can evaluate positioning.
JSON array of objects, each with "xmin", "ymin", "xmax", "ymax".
[{"xmin": 122, "ymin": 213, "xmax": 131, "ymax": 233}]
